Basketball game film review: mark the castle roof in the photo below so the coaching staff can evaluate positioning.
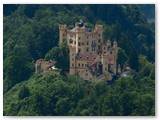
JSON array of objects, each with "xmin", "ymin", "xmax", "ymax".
[
  {"xmin": 70, "ymin": 26, "xmax": 86, "ymax": 32},
  {"xmin": 76, "ymin": 54, "xmax": 98, "ymax": 61},
  {"xmin": 68, "ymin": 24, "xmax": 98, "ymax": 35}
]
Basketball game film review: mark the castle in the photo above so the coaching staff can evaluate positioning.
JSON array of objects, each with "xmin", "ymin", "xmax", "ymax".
[
  {"xmin": 35, "ymin": 59, "xmax": 61, "ymax": 74},
  {"xmin": 59, "ymin": 21, "xmax": 118, "ymax": 80}
]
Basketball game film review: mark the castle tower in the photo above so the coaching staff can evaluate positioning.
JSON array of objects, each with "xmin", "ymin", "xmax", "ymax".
[
  {"xmin": 69, "ymin": 45, "xmax": 76, "ymax": 75},
  {"xmin": 75, "ymin": 27, "xmax": 85, "ymax": 54},
  {"xmin": 101, "ymin": 53, "xmax": 108, "ymax": 75},
  {"xmin": 95, "ymin": 25, "xmax": 103, "ymax": 52},
  {"xmin": 59, "ymin": 24, "xmax": 67, "ymax": 45},
  {"xmin": 95, "ymin": 25, "xmax": 103, "ymax": 34},
  {"xmin": 113, "ymin": 41, "xmax": 117, "ymax": 74},
  {"xmin": 35, "ymin": 60, "xmax": 41, "ymax": 73},
  {"xmin": 107, "ymin": 41, "xmax": 117, "ymax": 75},
  {"xmin": 106, "ymin": 39, "xmax": 111, "ymax": 48},
  {"xmin": 113, "ymin": 40, "xmax": 117, "ymax": 50}
]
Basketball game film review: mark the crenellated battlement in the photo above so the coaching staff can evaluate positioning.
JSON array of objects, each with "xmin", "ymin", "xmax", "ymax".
[
  {"xmin": 75, "ymin": 27, "xmax": 86, "ymax": 33},
  {"xmin": 95, "ymin": 24, "xmax": 103, "ymax": 30},
  {"xmin": 59, "ymin": 24, "xmax": 67, "ymax": 30}
]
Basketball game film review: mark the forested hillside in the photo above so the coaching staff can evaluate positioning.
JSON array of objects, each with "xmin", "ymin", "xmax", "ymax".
[
  {"xmin": 3, "ymin": 4, "xmax": 155, "ymax": 116},
  {"xmin": 139, "ymin": 4, "xmax": 155, "ymax": 23}
]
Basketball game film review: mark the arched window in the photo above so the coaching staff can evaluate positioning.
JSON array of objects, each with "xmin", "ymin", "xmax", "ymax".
[{"xmin": 70, "ymin": 39, "xmax": 73, "ymax": 44}]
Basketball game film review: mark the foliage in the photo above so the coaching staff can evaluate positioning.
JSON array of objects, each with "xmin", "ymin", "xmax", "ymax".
[
  {"xmin": 3, "ymin": 70, "xmax": 155, "ymax": 116},
  {"xmin": 116, "ymin": 47, "xmax": 128, "ymax": 68},
  {"xmin": 128, "ymin": 48, "xmax": 139, "ymax": 71},
  {"xmin": 45, "ymin": 42, "xmax": 69, "ymax": 74},
  {"xmin": 18, "ymin": 85, "xmax": 30, "ymax": 100}
]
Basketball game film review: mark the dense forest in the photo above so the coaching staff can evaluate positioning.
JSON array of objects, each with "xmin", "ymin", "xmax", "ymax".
[{"xmin": 3, "ymin": 4, "xmax": 155, "ymax": 116}]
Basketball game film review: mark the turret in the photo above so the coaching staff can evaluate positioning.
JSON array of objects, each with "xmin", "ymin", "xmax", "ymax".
[
  {"xmin": 59, "ymin": 24, "xmax": 67, "ymax": 45},
  {"xmin": 95, "ymin": 24, "xmax": 103, "ymax": 30},
  {"xmin": 101, "ymin": 54, "xmax": 108, "ymax": 74},
  {"xmin": 113, "ymin": 40, "xmax": 117, "ymax": 49},
  {"xmin": 106, "ymin": 40, "xmax": 111, "ymax": 48}
]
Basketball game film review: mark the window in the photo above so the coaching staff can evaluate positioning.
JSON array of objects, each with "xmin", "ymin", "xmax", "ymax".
[
  {"xmin": 98, "ymin": 39, "xmax": 101, "ymax": 43},
  {"xmin": 110, "ymin": 51, "xmax": 112, "ymax": 54},
  {"xmin": 82, "ymin": 64, "xmax": 84, "ymax": 67},
  {"xmin": 78, "ymin": 63, "xmax": 80, "ymax": 67},
  {"xmin": 87, "ymin": 41, "xmax": 89, "ymax": 45},
  {"xmin": 72, "ymin": 58, "xmax": 74, "ymax": 61},
  {"xmin": 79, "ymin": 37, "xmax": 81, "ymax": 40},
  {"xmin": 74, "ymin": 41, "xmax": 76, "ymax": 45},
  {"xmin": 78, "ymin": 49, "xmax": 81, "ymax": 53},
  {"xmin": 72, "ymin": 63, "xmax": 74, "ymax": 67},
  {"xmin": 63, "ymin": 34, "xmax": 65, "ymax": 37},
  {"xmin": 86, "ymin": 48, "xmax": 89, "ymax": 52},
  {"xmin": 98, "ymin": 45, "xmax": 100, "ymax": 49},
  {"xmin": 99, "ymin": 34, "xmax": 101, "ymax": 37},
  {"xmin": 70, "ymin": 39, "xmax": 73, "ymax": 44},
  {"xmin": 78, "ymin": 42, "xmax": 81, "ymax": 46}
]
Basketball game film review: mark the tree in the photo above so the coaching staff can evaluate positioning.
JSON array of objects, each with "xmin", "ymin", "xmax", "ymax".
[
  {"xmin": 128, "ymin": 48, "xmax": 139, "ymax": 71},
  {"xmin": 45, "ymin": 42, "xmax": 69, "ymax": 74},
  {"xmin": 116, "ymin": 47, "xmax": 128, "ymax": 69},
  {"xmin": 118, "ymin": 32, "xmax": 133, "ymax": 55},
  {"xmin": 138, "ymin": 55, "xmax": 153, "ymax": 77},
  {"xmin": 4, "ymin": 45, "xmax": 34, "ymax": 89},
  {"xmin": 132, "ymin": 94, "xmax": 155, "ymax": 115},
  {"xmin": 18, "ymin": 85, "xmax": 30, "ymax": 100}
]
